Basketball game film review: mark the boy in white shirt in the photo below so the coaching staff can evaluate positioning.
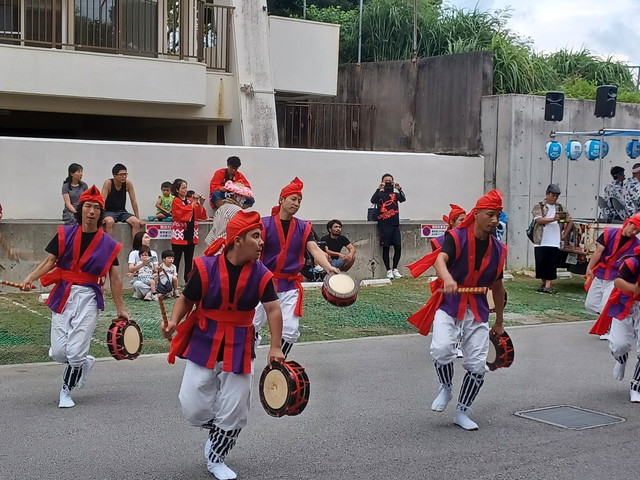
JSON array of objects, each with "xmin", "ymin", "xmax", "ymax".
[{"xmin": 157, "ymin": 249, "xmax": 180, "ymax": 298}]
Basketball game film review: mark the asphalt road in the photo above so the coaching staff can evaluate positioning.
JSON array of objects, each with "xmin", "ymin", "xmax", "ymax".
[{"xmin": 1, "ymin": 321, "xmax": 638, "ymax": 480}]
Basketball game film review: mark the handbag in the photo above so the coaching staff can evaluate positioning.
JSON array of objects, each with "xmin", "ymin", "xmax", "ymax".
[
  {"xmin": 367, "ymin": 204, "xmax": 378, "ymax": 222},
  {"xmin": 526, "ymin": 219, "xmax": 536, "ymax": 243}
]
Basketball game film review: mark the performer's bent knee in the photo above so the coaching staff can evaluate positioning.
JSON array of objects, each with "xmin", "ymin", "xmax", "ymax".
[
  {"xmin": 49, "ymin": 345, "xmax": 68, "ymax": 364},
  {"xmin": 461, "ymin": 360, "xmax": 488, "ymax": 375}
]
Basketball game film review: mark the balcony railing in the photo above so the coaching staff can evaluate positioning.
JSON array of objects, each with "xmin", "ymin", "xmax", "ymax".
[{"xmin": 0, "ymin": 0, "xmax": 232, "ymax": 71}]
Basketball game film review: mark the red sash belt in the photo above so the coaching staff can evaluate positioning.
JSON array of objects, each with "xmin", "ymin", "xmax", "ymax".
[
  {"xmin": 274, "ymin": 273, "xmax": 305, "ymax": 316},
  {"xmin": 589, "ymin": 289, "xmax": 639, "ymax": 335},
  {"xmin": 40, "ymin": 268, "xmax": 101, "ymax": 287},
  {"xmin": 167, "ymin": 307, "xmax": 255, "ymax": 364}
]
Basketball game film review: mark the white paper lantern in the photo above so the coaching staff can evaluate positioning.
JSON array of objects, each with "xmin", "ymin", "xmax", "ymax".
[
  {"xmin": 545, "ymin": 141, "xmax": 562, "ymax": 161},
  {"xmin": 626, "ymin": 139, "xmax": 640, "ymax": 159},
  {"xmin": 565, "ymin": 140, "xmax": 582, "ymax": 160},
  {"xmin": 584, "ymin": 139, "xmax": 608, "ymax": 160}
]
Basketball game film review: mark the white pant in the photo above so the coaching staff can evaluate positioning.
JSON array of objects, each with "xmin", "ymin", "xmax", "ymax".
[
  {"xmin": 179, "ymin": 360, "xmax": 253, "ymax": 431},
  {"xmin": 131, "ymin": 280, "xmax": 152, "ymax": 299},
  {"xmin": 253, "ymin": 289, "xmax": 300, "ymax": 343},
  {"xmin": 430, "ymin": 308, "xmax": 489, "ymax": 374},
  {"xmin": 50, "ymin": 285, "xmax": 99, "ymax": 368},
  {"xmin": 609, "ymin": 303, "xmax": 640, "ymax": 359},
  {"xmin": 585, "ymin": 277, "xmax": 615, "ymax": 314}
]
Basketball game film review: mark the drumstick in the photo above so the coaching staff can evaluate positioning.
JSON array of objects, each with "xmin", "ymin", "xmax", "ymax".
[
  {"xmin": 1, "ymin": 280, "xmax": 36, "ymax": 290},
  {"xmin": 438, "ymin": 286, "xmax": 488, "ymax": 294},
  {"xmin": 158, "ymin": 295, "xmax": 168, "ymax": 329}
]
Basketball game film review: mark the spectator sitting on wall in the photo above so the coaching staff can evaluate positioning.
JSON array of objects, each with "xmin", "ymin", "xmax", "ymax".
[
  {"xmin": 604, "ymin": 166, "xmax": 627, "ymax": 221},
  {"xmin": 61, "ymin": 163, "xmax": 88, "ymax": 225},
  {"xmin": 148, "ymin": 181, "xmax": 174, "ymax": 222},
  {"xmin": 209, "ymin": 156, "xmax": 255, "ymax": 209},
  {"xmin": 102, "ymin": 163, "xmax": 144, "ymax": 238},
  {"xmin": 321, "ymin": 219, "xmax": 356, "ymax": 272},
  {"xmin": 623, "ymin": 163, "xmax": 640, "ymax": 218}
]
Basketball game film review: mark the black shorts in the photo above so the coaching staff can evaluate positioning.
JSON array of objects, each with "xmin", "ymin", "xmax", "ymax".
[
  {"xmin": 534, "ymin": 246, "xmax": 561, "ymax": 280},
  {"xmin": 379, "ymin": 224, "xmax": 401, "ymax": 247}
]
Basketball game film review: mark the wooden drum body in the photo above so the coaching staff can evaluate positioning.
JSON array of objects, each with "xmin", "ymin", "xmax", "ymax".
[
  {"xmin": 258, "ymin": 360, "xmax": 310, "ymax": 417},
  {"xmin": 321, "ymin": 272, "xmax": 359, "ymax": 307},
  {"xmin": 486, "ymin": 330, "xmax": 514, "ymax": 371},
  {"xmin": 107, "ymin": 319, "xmax": 143, "ymax": 360}
]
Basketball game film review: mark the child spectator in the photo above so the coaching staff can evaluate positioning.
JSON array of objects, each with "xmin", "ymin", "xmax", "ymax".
[
  {"xmin": 148, "ymin": 181, "xmax": 174, "ymax": 222},
  {"xmin": 131, "ymin": 245, "xmax": 159, "ymax": 301},
  {"xmin": 156, "ymin": 250, "xmax": 180, "ymax": 297}
]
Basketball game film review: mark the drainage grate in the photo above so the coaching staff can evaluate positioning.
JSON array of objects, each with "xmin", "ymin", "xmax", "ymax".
[{"xmin": 514, "ymin": 405, "xmax": 625, "ymax": 430}]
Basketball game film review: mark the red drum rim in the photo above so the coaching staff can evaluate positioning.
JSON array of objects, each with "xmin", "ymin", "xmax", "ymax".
[
  {"xmin": 486, "ymin": 330, "xmax": 514, "ymax": 371},
  {"xmin": 258, "ymin": 360, "xmax": 310, "ymax": 417},
  {"xmin": 107, "ymin": 318, "xmax": 143, "ymax": 361}
]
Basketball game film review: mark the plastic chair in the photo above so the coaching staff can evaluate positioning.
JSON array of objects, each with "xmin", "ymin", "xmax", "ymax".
[
  {"xmin": 609, "ymin": 197, "xmax": 627, "ymax": 222},
  {"xmin": 597, "ymin": 196, "xmax": 610, "ymax": 222}
]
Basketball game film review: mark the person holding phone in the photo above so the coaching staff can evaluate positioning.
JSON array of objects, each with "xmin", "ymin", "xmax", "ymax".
[{"xmin": 371, "ymin": 173, "xmax": 406, "ymax": 279}]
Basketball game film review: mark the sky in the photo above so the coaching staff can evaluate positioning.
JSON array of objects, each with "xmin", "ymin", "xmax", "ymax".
[{"xmin": 445, "ymin": 0, "xmax": 640, "ymax": 65}]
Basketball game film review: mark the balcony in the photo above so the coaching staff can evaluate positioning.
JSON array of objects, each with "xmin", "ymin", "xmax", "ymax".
[{"xmin": 0, "ymin": 0, "xmax": 232, "ymax": 71}]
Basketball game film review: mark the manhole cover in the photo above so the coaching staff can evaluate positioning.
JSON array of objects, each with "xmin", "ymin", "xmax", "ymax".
[{"xmin": 514, "ymin": 405, "xmax": 625, "ymax": 430}]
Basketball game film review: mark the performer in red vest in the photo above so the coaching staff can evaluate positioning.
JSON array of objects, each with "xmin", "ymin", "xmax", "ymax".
[
  {"xmin": 590, "ymin": 246, "xmax": 640, "ymax": 403},
  {"xmin": 21, "ymin": 186, "xmax": 129, "ymax": 408},
  {"xmin": 429, "ymin": 204, "xmax": 467, "ymax": 251},
  {"xmin": 253, "ymin": 177, "xmax": 339, "ymax": 357},
  {"xmin": 407, "ymin": 190, "xmax": 507, "ymax": 431},
  {"xmin": 584, "ymin": 215, "xmax": 640, "ymax": 324},
  {"xmin": 161, "ymin": 211, "xmax": 285, "ymax": 480}
]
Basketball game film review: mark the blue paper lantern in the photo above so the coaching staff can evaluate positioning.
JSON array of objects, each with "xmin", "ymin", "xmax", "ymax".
[
  {"xmin": 626, "ymin": 139, "xmax": 640, "ymax": 159},
  {"xmin": 584, "ymin": 139, "xmax": 609, "ymax": 160},
  {"xmin": 565, "ymin": 140, "xmax": 582, "ymax": 160},
  {"xmin": 545, "ymin": 141, "xmax": 562, "ymax": 161}
]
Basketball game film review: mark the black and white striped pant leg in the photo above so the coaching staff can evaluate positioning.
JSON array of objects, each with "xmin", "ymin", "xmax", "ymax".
[
  {"xmin": 457, "ymin": 371, "xmax": 485, "ymax": 411},
  {"xmin": 63, "ymin": 363, "xmax": 83, "ymax": 390},
  {"xmin": 631, "ymin": 358, "xmax": 640, "ymax": 393},
  {"xmin": 434, "ymin": 361, "xmax": 454, "ymax": 388},
  {"xmin": 614, "ymin": 352, "xmax": 629, "ymax": 365},
  {"xmin": 208, "ymin": 425, "xmax": 241, "ymax": 464},
  {"xmin": 281, "ymin": 339, "xmax": 293, "ymax": 358}
]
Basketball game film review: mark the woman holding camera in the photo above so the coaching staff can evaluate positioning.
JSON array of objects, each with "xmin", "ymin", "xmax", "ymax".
[
  {"xmin": 170, "ymin": 179, "xmax": 207, "ymax": 283},
  {"xmin": 371, "ymin": 173, "xmax": 406, "ymax": 279}
]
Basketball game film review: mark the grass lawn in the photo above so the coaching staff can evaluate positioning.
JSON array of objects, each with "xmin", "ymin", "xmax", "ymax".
[{"xmin": 0, "ymin": 273, "xmax": 595, "ymax": 365}]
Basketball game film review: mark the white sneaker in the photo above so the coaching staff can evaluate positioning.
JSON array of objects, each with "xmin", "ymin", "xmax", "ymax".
[
  {"xmin": 392, "ymin": 269, "xmax": 403, "ymax": 278},
  {"xmin": 613, "ymin": 362, "xmax": 626, "ymax": 381},
  {"xmin": 631, "ymin": 390, "xmax": 640, "ymax": 403},
  {"xmin": 58, "ymin": 385, "xmax": 75, "ymax": 408},
  {"xmin": 77, "ymin": 355, "xmax": 95, "ymax": 389},
  {"xmin": 454, "ymin": 408, "xmax": 478, "ymax": 430},
  {"xmin": 599, "ymin": 333, "xmax": 610, "ymax": 341},
  {"xmin": 431, "ymin": 386, "xmax": 453, "ymax": 412},
  {"xmin": 386, "ymin": 270, "xmax": 394, "ymax": 279},
  {"xmin": 207, "ymin": 461, "xmax": 237, "ymax": 480}
]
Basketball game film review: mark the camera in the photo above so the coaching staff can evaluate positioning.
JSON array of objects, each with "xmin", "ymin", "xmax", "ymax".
[{"xmin": 384, "ymin": 182, "xmax": 394, "ymax": 193}]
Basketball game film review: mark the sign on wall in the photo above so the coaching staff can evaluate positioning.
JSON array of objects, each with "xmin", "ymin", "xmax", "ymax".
[
  {"xmin": 420, "ymin": 224, "xmax": 447, "ymax": 238},
  {"xmin": 146, "ymin": 223, "xmax": 172, "ymax": 240}
]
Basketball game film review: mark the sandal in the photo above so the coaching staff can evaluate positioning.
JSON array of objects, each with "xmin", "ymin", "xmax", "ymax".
[{"xmin": 542, "ymin": 287, "xmax": 557, "ymax": 294}]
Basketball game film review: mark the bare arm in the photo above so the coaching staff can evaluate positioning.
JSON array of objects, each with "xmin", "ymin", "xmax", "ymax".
[
  {"xmin": 434, "ymin": 251, "xmax": 456, "ymax": 293},
  {"xmin": 345, "ymin": 243, "xmax": 356, "ymax": 259},
  {"xmin": 21, "ymin": 254, "xmax": 57, "ymax": 289},
  {"xmin": 101, "ymin": 179, "xmax": 111, "ymax": 203},
  {"xmin": 586, "ymin": 243, "xmax": 606, "ymax": 276},
  {"xmin": 62, "ymin": 193, "xmax": 76, "ymax": 213},
  {"xmin": 561, "ymin": 220, "xmax": 574, "ymax": 240},
  {"xmin": 263, "ymin": 299, "xmax": 285, "ymax": 364},
  {"xmin": 127, "ymin": 181, "xmax": 140, "ymax": 219},
  {"xmin": 160, "ymin": 294, "xmax": 196, "ymax": 339},
  {"xmin": 614, "ymin": 277, "xmax": 640, "ymax": 296},
  {"xmin": 108, "ymin": 264, "xmax": 130, "ymax": 321},
  {"xmin": 307, "ymin": 241, "xmax": 340, "ymax": 274},
  {"xmin": 489, "ymin": 279, "xmax": 505, "ymax": 337}
]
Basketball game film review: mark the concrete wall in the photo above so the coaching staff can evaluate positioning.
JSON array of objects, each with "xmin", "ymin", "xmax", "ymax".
[
  {"xmin": 333, "ymin": 51, "xmax": 493, "ymax": 154},
  {"xmin": 481, "ymin": 94, "xmax": 640, "ymax": 269},
  {"xmin": 0, "ymin": 44, "xmax": 207, "ymax": 106},
  {"xmin": 269, "ymin": 16, "xmax": 340, "ymax": 96},
  {"xmin": 0, "ymin": 136, "xmax": 484, "ymax": 221},
  {"xmin": 0, "ymin": 221, "xmax": 435, "ymax": 293}
]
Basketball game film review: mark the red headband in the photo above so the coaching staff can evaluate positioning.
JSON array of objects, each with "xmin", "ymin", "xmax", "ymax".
[
  {"xmin": 204, "ymin": 211, "xmax": 263, "ymax": 256},
  {"xmin": 457, "ymin": 190, "xmax": 503, "ymax": 230},
  {"xmin": 443, "ymin": 204, "xmax": 466, "ymax": 227},
  {"xmin": 272, "ymin": 177, "xmax": 304, "ymax": 216},
  {"xmin": 79, "ymin": 185, "xmax": 105, "ymax": 209},
  {"xmin": 625, "ymin": 214, "xmax": 640, "ymax": 230}
]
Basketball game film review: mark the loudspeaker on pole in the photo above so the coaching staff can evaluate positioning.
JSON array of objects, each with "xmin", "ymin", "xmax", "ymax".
[
  {"xmin": 595, "ymin": 85, "xmax": 617, "ymax": 118},
  {"xmin": 544, "ymin": 91, "xmax": 564, "ymax": 121}
]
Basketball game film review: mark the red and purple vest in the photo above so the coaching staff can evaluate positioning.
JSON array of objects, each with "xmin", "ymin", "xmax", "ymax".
[
  {"xmin": 439, "ymin": 226, "xmax": 507, "ymax": 323},
  {"xmin": 605, "ymin": 256, "xmax": 640, "ymax": 320},
  {"xmin": 260, "ymin": 215, "xmax": 312, "ymax": 293},
  {"xmin": 42, "ymin": 225, "xmax": 121, "ymax": 313},
  {"xmin": 180, "ymin": 255, "xmax": 273, "ymax": 374},
  {"xmin": 594, "ymin": 227, "xmax": 640, "ymax": 281}
]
